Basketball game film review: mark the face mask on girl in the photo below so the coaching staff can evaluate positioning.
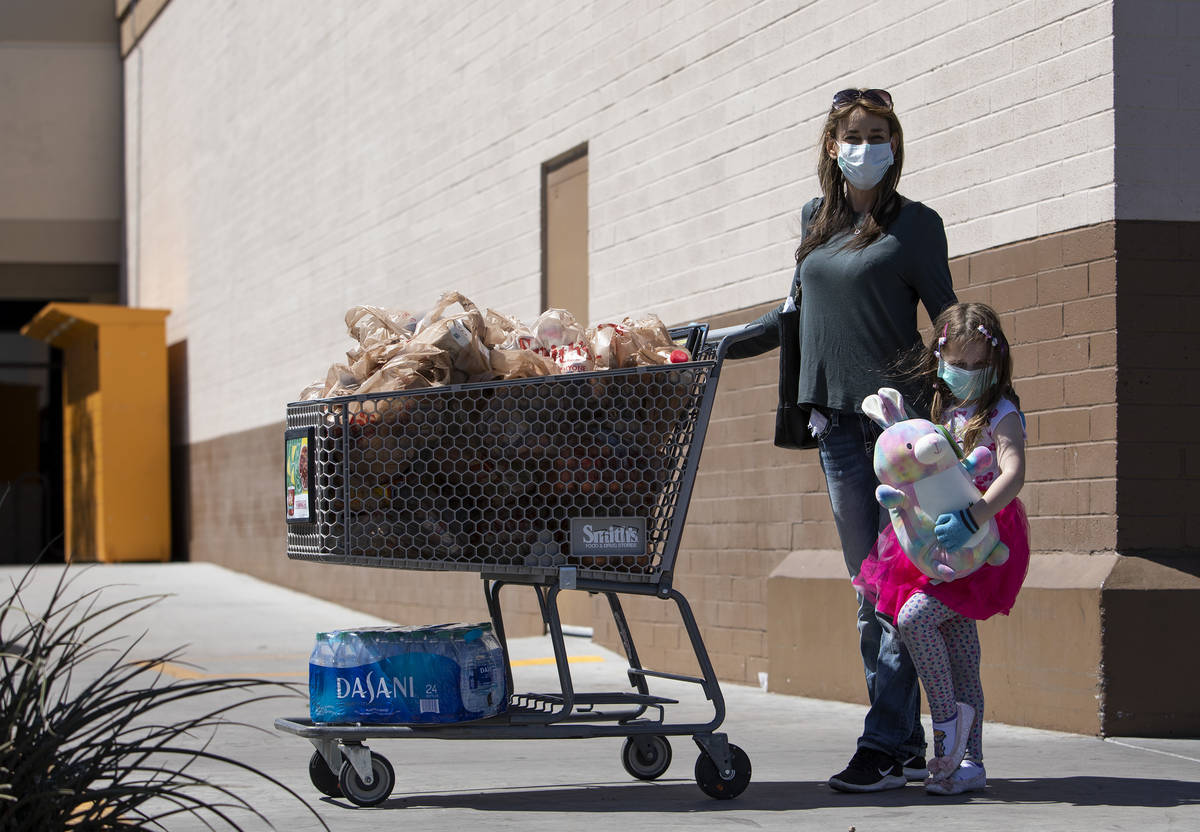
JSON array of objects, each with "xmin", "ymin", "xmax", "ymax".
[
  {"xmin": 938, "ymin": 360, "xmax": 995, "ymax": 402},
  {"xmin": 837, "ymin": 141, "xmax": 894, "ymax": 189}
]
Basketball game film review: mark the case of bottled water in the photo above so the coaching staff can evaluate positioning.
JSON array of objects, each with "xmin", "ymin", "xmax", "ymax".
[{"xmin": 309, "ymin": 623, "xmax": 507, "ymax": 724}]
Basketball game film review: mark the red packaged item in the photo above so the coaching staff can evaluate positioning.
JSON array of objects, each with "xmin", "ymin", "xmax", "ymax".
[{"xmin": 546, "ymin": 342, "xmax": 594, "ymax": 373}]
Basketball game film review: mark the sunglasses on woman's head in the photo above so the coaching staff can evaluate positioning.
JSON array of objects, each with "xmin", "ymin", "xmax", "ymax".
[{"xmin": 831, "ymin": 88, "xmax": 893, "ymax": 110}]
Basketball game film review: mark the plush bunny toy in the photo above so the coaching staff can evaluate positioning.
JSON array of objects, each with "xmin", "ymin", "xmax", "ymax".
[{"xmin": 862, "ymin": 387, "xmax": 1009, "ymax": 583}]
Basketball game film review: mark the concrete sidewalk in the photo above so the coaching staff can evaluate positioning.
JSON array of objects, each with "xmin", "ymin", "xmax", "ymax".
[{"xmin": 4, "ymin": 562, "xmax": 1198, "ymax": 831}]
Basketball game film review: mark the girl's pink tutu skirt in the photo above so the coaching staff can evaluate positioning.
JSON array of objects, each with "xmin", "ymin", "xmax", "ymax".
[{"xmin": 854, "ymin": 499, "xmax": 1030, "ymax": 621}]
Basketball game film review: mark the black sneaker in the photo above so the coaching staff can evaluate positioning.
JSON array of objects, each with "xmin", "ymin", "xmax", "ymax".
[
  {"xmin": 828, "ymin": 747, "xmax": 908, "ymax": 792},
  {"xmin": 900, "ymin": 754, "xmax": 928, "ymax": 781}
]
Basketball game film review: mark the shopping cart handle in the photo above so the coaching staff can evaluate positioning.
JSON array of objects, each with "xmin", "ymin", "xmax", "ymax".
[
  {"xmin": 706, "ymin": 322, "xmax": 766, "ymax": 361},
  {"xmin": 706, "ymin": 322, "xmax": 762, "ymax": 348},
  {"xmin": 707, "ymin": 323, "xmax": 762, "ymax": 341}
]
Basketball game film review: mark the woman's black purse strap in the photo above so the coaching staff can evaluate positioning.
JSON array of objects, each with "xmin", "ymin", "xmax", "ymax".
[{"xmin": 773, "ymin": 277, "xmax": 816, "ymax": 450}]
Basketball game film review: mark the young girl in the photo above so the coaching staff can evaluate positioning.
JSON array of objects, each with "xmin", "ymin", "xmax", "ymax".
[{"xmin": 854, "ymin": 302, "xmax": 1029, "ymax": 795}]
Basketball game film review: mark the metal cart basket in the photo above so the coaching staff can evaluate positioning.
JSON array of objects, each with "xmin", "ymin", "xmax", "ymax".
[{"xmin": 275, "ymin": 323, "xmax": 762, "ymax": 806}]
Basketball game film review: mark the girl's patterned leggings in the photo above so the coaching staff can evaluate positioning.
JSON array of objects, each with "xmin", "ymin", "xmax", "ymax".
[{"xmin": 896, "ymin": 591, "xmax": 984, "ymax": 763}]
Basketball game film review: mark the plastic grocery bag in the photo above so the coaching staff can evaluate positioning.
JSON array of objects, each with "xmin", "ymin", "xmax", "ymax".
[
  {"xmin": 489, "ymin": 348, "xmax": 557, "ymax": 380},
  {"xmin": 636, "ymin": 343, "xmax": 690, "ymax": 365},
  {"xmin": 297, "ymin": 297, "xmax": 698, "ymax": 401},
  {"xmin": 345, "ymin": 305, "xmax": 418, "ymax": 352},
  {"xmin": 588, "ymin": 323, "xmax": 622, "ymax": 370},
  {"xmin": 531, "ymin": 309, "xmax": 594, "ymax": 372},
  {"xmin": 347, "ymin": 340, "xmax": 409, "ymax": 382},
  {"xmin": 356, "ymin": 345, "xmax": 442, "ymax": 394},
  {"xmin": 531, "ymin": 308, "xmax": 584, "ymax": 348},
  {"xmin": 484, "ymin": 309, "xmax": 528, "ymax": 349},
  {"xmin": 298, "ymin": 380, "xmax": 326, "ymax": 401},
  {"xmin": 344, "ymin": 305, "xmax": 419, "ymax": 379},
  {"xmin": 410, "ymin": 291, "xmax": 491, "ymax": 381},
  {"xmin": 322, "ymin": 363, "xmax": 360, "ymax": 397},
  {"xmin": 544, "ymin": 342, "xmax": 594, "ymax": 373},
  {"xmin": 612, "ymin": 313, "xmax": 675, "ymax": 368}
]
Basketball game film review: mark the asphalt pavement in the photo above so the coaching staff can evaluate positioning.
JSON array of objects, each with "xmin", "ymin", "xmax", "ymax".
[{"xmin": 4, "ymin": 562, "xmax": 1198, "ymax": 831}]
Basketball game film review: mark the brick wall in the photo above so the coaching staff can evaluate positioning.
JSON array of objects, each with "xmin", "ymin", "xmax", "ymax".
[
  {"xmin": 594, "ymin": 221, "xmax": 1120, "ymax": 685},
  {"xmin": 1114, "ymin": 221, "xmax": 1200, "ymax": 551},
  {"xmin": 959, "ymin": 223, "xmax": 1119, "ymax": 553}
]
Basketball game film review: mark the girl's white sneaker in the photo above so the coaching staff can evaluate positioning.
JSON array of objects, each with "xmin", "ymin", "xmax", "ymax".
[{"xmin": 926, "ymin": 760, "xmax": 986, "ymax": 795}]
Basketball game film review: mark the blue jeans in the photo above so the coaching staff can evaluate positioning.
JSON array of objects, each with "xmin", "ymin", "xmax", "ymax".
[{"xmin": 816, "ymin": 410, "xmax": 926, "ymax": 761}]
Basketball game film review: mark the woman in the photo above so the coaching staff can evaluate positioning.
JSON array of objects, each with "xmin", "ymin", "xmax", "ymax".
[{"xmin": 729, "ymin": 88, "xmax": 957, "ymax": 792}]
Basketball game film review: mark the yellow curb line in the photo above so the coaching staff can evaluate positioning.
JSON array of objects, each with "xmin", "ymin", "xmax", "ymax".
[
  {"xmin": 142, "ymin": 661, "xmax": 306, "ymax": 680},
  {"xmin": 511, "ymin": 655, "xmax": 605, "ymax": 667},
  {"xmin": 145, "ymin": 655, "xmax": 605, "ymax": 679}
]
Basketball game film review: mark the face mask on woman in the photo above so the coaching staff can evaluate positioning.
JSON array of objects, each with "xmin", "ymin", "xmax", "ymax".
[
  {"xmin": 837, "ymin": 141, "xmax": 893, "ymax": 190},
  {"xmin": 938, "ymin": 360, "xmax": 995, "ymax": 402}
]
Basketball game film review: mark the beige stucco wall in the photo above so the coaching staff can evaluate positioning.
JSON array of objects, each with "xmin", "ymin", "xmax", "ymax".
[
  {"xmin": 0, "ymin": 1, "xmax": 122, "ymax": 251},
  {"xmin": 0, "ymin": 0, "xmax": 123, "ymax": 301}
]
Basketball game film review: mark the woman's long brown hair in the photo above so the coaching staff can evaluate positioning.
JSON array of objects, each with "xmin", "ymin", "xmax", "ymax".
[{"xmin": 795, "ymin": 98, "xmax": 905, "ymax": 264}]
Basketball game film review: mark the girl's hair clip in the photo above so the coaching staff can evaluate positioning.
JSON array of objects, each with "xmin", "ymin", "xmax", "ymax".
[
  {"xmin": 976, "ymin": 324, "xmax": 1003, "ymax": 350},
  {"xmin": 934, "ymin": 323, "xmax": 948, "ymax": 358}
]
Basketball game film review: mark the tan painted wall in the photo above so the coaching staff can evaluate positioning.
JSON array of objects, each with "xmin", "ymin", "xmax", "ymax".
[
  {"xmin": 0, "ymin": 7, "xmax": 122, "ymax": 228},
  {"xmin": 0, "ymin": 0, "xmax": 122, "ymax": 296},
  {"xmin": 765, "ymin": 551, "xmax": 1114, "ymax": 736}
]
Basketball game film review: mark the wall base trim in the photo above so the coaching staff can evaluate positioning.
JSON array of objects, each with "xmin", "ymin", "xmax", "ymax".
[{"xmin": 766, "ymin": 550, "xmax": 1198, "ymax": 736}]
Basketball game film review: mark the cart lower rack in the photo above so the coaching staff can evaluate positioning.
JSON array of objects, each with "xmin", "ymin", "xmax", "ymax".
[{"xmin": 276, "ymin": 322, "xmax": 762, "ymax": 806}]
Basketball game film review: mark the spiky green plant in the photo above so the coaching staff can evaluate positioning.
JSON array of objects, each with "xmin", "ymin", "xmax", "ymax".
[{"xmin": 0, "ymin": 560, "xmax": 329, "ymax": 831}]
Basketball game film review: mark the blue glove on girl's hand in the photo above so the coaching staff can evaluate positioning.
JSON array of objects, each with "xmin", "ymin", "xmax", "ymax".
[{"xmin": 934, "ymin": 509, "xmax": 978, "ymax": 551}]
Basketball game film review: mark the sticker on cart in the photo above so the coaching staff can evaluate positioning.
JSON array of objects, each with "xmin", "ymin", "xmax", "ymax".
[
  {"xmin": 284, "ymin": 427, "xmax": 314, "ymax": 524},
  {"xmin": 569, "ymin": 517, "xmax": 647, "ymax": 558}
]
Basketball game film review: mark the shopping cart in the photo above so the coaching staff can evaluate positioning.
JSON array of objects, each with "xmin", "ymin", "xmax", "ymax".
[{"xmin": 275, "ymin": 322, "xmax": 763, "ymax": 806}]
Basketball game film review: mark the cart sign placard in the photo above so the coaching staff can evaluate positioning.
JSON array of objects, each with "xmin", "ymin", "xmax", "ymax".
[
  {"xmin": 285, "ymin": 428, "xmax": 314, "ymax": 524},
  {"xmin": 569, "ymin": 517, "xmax": 647, "ymax": 558}
]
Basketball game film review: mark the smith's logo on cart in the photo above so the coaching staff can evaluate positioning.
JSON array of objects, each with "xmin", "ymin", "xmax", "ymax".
[
  {"xmin": 569, "ymin": 518, "xmax": 647, "ymax": 557},
  {"xmin": 333, "ymin": 671, "xmax": 416, "ymax": 704},
  {"xmin": 581, "ymin": 525, "xmax": 639, "ymax": 544}
]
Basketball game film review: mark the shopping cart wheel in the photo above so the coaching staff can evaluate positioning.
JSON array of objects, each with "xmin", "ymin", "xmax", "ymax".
[
  {"xmin": 308, "ymin": 750, "xmax": 343, "ymax": 798},
  {"xmin": 694, "ymin": 743, "xmax": 751, "ymax": 800},
  {"xmin": 338, "ymin": 751, "xmax": 395, "ymax": 807},
  {"xmin": 621, "ymin": 735, "xmax": 673, "ymax": 780}
]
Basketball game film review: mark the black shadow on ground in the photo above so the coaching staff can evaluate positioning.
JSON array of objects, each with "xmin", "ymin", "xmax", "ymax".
[{"xmin": 318, "ymin": 775, "xmax": 1200, "ymax": 812}]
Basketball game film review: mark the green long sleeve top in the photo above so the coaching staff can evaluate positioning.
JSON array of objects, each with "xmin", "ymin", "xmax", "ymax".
[{"xmin": 730, "ymin": 196, "xmax": 957, "ymax": 414}]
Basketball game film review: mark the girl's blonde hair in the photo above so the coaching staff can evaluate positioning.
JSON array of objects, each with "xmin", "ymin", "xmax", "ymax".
[
  {"xmin": 921, "ymin": 303, "xmax": 1018, "ymax": 452},
  {"xmin": 795, "ymin": 97, "xmax": 905, "ymax": 264}
]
